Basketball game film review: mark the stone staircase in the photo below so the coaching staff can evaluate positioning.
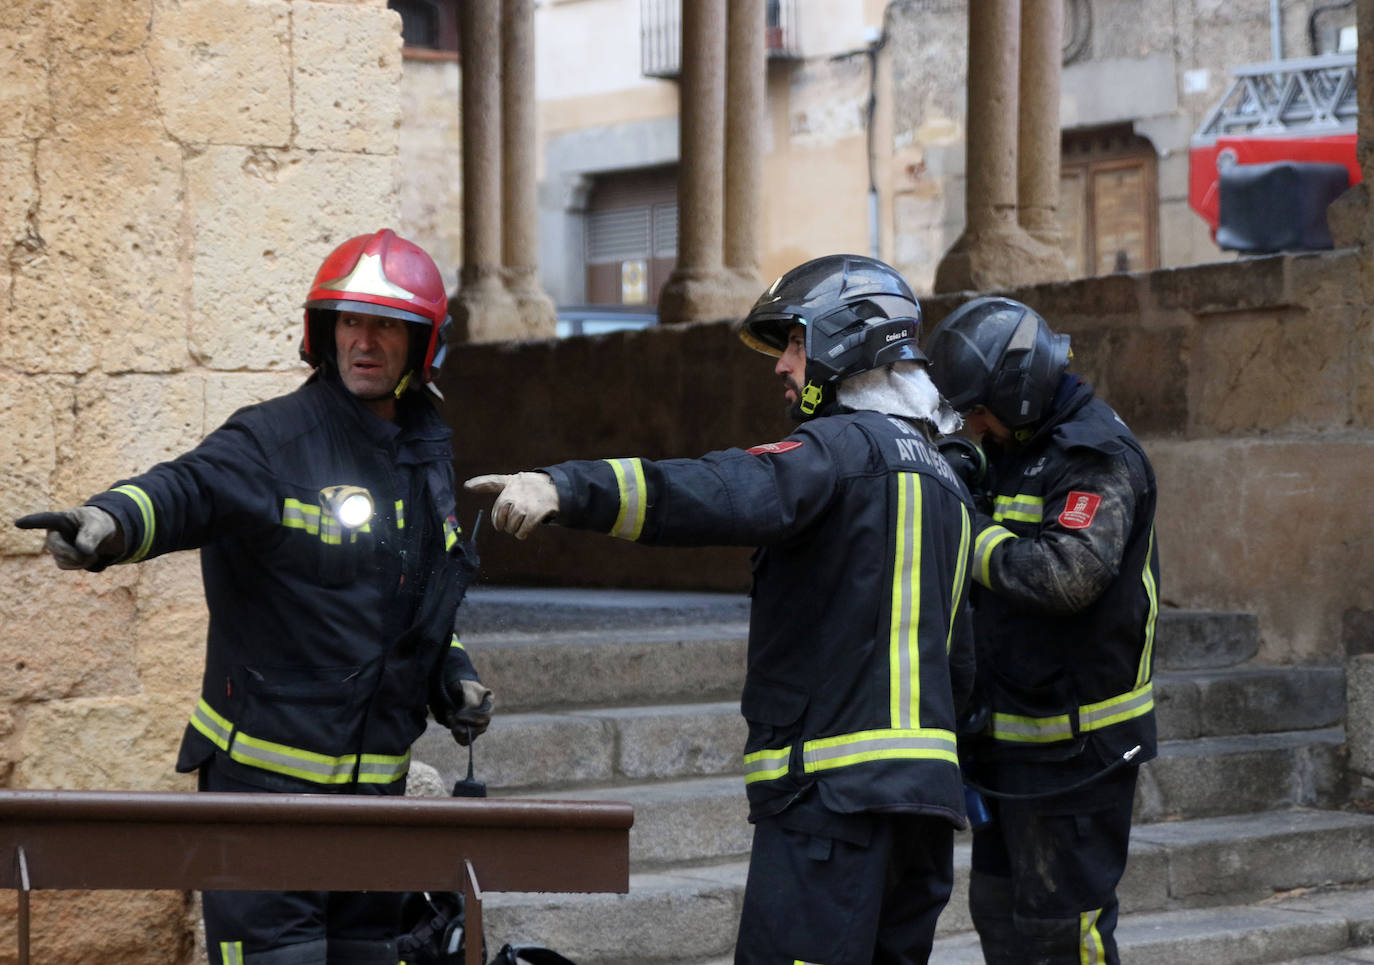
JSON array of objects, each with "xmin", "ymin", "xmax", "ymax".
[{"xmin": 410, "ymin": 588, "xmax": 1374, "ymax": 965}]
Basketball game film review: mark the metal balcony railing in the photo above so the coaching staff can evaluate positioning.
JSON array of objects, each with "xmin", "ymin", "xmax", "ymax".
[{"xmin": 641, "ymin": 0, "xmax": 801, "ymax": 80}]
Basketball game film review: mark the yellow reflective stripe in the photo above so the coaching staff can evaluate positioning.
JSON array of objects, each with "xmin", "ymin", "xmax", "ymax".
[
  {"xmin": 991, "ymin": 682, "xmax": 1154, "ymax": 743},
  {"xmin": 1080, "ymin": 907, "xmax": 1106, "ymax": 965},
  {"xmin": 889, "ymin": 472, "xmax": 923, "ymax": 729},
  {"xmin": 802, "ymin": 728, "xmax": 958, "ymax": 772},
  {"xmin": 443, "ymin": 515, "xmax": 461, "ymax": 551},
  {"xmin": 220, "ymin": 941, "xmax": 244, "ymax": 965},
  {"xmin": 282, "ymin": 498, "xmax": 321, "ymax": 534},
  {"xmin": 990, "ymin": 711, "xmax": 1074, "ymax": 743},
  {"xmin": 450, "ymin": 632, "xmax": 465, "ymax": 651},
  {"xmin": 357, "ymin": 750, "xmax": 412, "ymax": 784},
  {"xmin": 947, "ymin": 503, "xmax": 971, "ymax": 653},
  {"xmin": 743, "ymin": 746, "xmax": 791, "ymax": 784},
  {"xmin": 190, "ymin": 699, "xmax": 409, "ymax": 785},
  {"xmin": 993, "ymin": 492, "xmax": 1043, "ymax": 523},
  {"xmin": 110, "ymin": 485, "xmax": 155, "ymax": 562},
  {"xmin": 189, "ymin": 698, "xmax": 233, "ymax": 751},
  {"xmin": 1137, "ymin": 526, "xmax": 1158, "ymax": 688},
  {"xmin": 395, "ymin": 499, "xmax": 406, "ymax": 529},
  {"xmin": 973, "ymin": 524, "xmax": 1016, "ymax": 587},
  {"xmin": 606, "ymin": 457, "xmax": 647, "ymax": 541},
  {"xmin": 1079, "ymin": 681, "xmax": 1154, "ymax": 732}
]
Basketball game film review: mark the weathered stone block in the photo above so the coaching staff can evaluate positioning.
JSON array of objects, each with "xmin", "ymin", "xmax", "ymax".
[
  {"xmin": 151, "ymin": 0, "xmax": 292, "ymax": 146},
  {"xmin": 131, "ymin": 552, "xmax": 208, "ymax": 699},
  {"xmin": 52, "ymin": 373, "xmax": 208, "ymax": 504},
  {"xmin": 293, "ymin": 4, "xmax": 404, "ymax": 154},
  {"xmin": 185, "ymin": 146, "xmax": 398, "ymax": 371},
  {"xmin": 0, "ymin": 375, "xmax": 74, "ymax": 556},
  {"xmin": 53, "ymin": 0, "xmax": 153, "ymax": 52},
  {"xmin": 0, "ymin": 557, "xmax": 139, "ymax": 702},
  {"xmin": 15, "ymin": 693, "xmax": 196, "ymax": 791},
  {"xmin": 50, "ymin": 47, "xmax": 164, "ymax": 144},
  {"xmin": 14, "ymin": 141, "xmax": 188, "ymax": 375},
  {"xmin": 1149, "ymin": 256, "xmax": 1292, "ymax": 315},
  {"xmin": 0, "ymin": 24, "xmax": 48, "ymax": 138},
  {"xmin": 1348, "ymin": 655, "xmax": 1374, "ymax": 778},
  {"xmin": 1193, "ymin": 310, "xmax": 1354, "ymax": 434},
  {"xmin": 0, "ymin": 890, "xmax": 193, "ymax": 965}
]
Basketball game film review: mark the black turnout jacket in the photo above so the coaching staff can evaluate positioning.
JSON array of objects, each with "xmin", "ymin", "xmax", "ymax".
[
  {"xmin": 544, "ymin": 408, "xmax": 976, "ymax": 827},
  {"xmin": 966, "ymin": 376, "xmax": 1161, "ymax": 768},
  {"xmin": 88, "ymin": 377, "xmax": 480, "ymax": 792}
]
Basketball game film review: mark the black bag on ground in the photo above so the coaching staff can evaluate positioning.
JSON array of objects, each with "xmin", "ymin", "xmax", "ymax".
[
  {"xmin": 397, "ymin": 890, "xmax": 482, "ymax": 965},
  {"xmin": 490, "ymin": 944, "xmax": 577, "ymax": 965}
]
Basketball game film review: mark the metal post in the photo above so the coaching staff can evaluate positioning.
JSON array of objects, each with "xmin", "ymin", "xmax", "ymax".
[
  {"xmin": 463, "ymin": 859, "xmax": 483, "ymax": 965},
  {"xmin": 17, "ymin": 845, "xmax": 30, "ymax": 965}
]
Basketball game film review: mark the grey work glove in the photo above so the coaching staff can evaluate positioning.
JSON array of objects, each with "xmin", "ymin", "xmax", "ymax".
[
  {"xmin": 464, "ymin": 472, "xmax": 559, "ymax": 540},
  {"xmin": 15, "ymin": 507, "xmax": 125, "ymax": 571},
  {"xmin": 447, "ymin": 679, "xmax": 495, "ymax": 746}
]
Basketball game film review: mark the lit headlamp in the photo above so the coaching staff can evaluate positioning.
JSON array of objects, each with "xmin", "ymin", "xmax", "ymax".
[{"xmin": 320, "ymin": 485, "xmax": 374, "ymax": 529}]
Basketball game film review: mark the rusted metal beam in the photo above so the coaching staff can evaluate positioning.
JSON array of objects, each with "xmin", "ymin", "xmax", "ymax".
[{"xmin": 0, "ymin": 789, "xmax": 632, "ymax": 893}]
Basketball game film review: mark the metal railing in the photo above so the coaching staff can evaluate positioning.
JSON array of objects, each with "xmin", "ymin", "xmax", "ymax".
[
  {"xmin": 0, "ymin": 788, "xmax": 633, "ymax": 965},
  {"xmin": 640, "ymin": 0, "xmax": 801, "ymax": 80},
  {"xmin": 1194, "ymin": 52, "xmax": 1357, "ymax": 142}
]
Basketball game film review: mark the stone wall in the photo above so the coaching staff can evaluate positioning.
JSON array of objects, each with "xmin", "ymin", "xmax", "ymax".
[
  {"xmin": 0, "ymin": 1, "xmax": 405, "ymax": 962},
  {"xmin": 446, "ymin": 249, "xmax": 1374, "ymax": 667}
]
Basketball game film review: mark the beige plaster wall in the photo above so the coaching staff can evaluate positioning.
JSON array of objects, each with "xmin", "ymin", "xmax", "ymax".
[{"xmin": 0, "ymin": 1, "xmax": 404, "ymax": 961}]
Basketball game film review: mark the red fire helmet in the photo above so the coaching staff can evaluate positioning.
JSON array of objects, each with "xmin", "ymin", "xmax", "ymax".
[{"xmin": 301, "ymin": 229, "xmax": 451, "ymax": 382}]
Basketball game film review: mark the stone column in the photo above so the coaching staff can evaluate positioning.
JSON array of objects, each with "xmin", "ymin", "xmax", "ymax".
[
  {"xmin": 1017, "ymin": 0, "xmax": 1068, "ymax": 267},
  {"xmin": 724, "ymin": 0, "xmax": 767, "ymax": 308},
  {"xmin": 501, "ymin": 0, "xmax": 556, "ymax": 337},
  {"xmin": 658, "ymin": 0, "xmax": 738, "ymax": 324},
  {"xmin": 451, "ymin": 0, "xmax": 518, "ymax": 342},
  {"xmin": 933, "ymin": 0, "xmax": 1064, "ymax": 293}
]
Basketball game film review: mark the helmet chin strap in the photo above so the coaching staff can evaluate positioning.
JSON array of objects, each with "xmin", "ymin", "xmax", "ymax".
[
  {"xmin": 799, "ymin": 380, "xmax": 826, "ymax": 416},
  {"xmin": 392, "ymin": 370, "xmax": 414, "ymax": 398}
]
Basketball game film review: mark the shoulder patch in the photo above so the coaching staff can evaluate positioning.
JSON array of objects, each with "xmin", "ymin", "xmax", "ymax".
[
  {"xmin": 747, "ymin": 440, "xmax": 803, "ymax": 455},
  {"xmin": 1058, "ymin": 491, "xmax": 1102, "ymax": 529}
]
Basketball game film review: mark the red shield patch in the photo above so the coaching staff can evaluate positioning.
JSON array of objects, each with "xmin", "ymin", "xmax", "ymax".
[
  {"xmin": 747, "ymin": 440, "xmax": 804, "ymax": 456},
  {"xmin": 1058, "ymin": 491, "xmax": 1102, "ymax": 529}
]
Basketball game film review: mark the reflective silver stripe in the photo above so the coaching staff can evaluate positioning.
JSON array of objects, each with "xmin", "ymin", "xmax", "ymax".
[
  {"xmin": 220, "ymin": 941, "xmax": 244, "ymax": 965},
  {"xmin": 1079, "ymin": 682, "xmax": 1154, "ymax": 732},
  {"xmin": 606, "ymin": 458, "xmax": 647, "ymax": 540},
  {"xmin": 450, "ymin": 633, "xmax": 465, "ymax": 651},
  {"xmin": 973, "ymin": 524, "xmax": 1016, "ymax": 588},
  {"xmin": 189, "ymin": 698, "xmax": 233, "ymax": 751},
  {"xmin": 1081, "ymin": 908, "xmax": 1106, "ymax": 965},
  {"xmin": 282, "ymin": 498, "xmax": 321, "ymax": 534},
  {"xmin": 358, "ymin": 751, "xmax": 412, "ymax": 784},
  {"xmin": 888, "ymin": 472, "xmax": 922, "ymax": 729},
  {"xmin": 743, "ymin": 746, "xmax": 791, "ymax": 784},
  {"xmin": 802, "ymin": 728, "xmax": 958, "ymax": 772},
  {"xmin": 993, "ymin": 493, "xmax": 1043, "ymax": 523},
  {"xmin": 110, "ymin": 485, "xmax": 156, "ymax": 562},
  {"xmin": 991, "ymin": 681, "xmax": 1154, "ymax": 743}
]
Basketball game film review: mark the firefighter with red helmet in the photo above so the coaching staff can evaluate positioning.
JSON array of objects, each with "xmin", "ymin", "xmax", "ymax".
[
  {"xmin": 17, "ymin": 230, "xmax": 491, "ymax": 965},
  {"xmin": 466, "ymin": 254, "xmax": 976, "ymax": 965},
  {"xmin": 923, "ymin": 296, "xmax": 1161, "ymax": 965}
]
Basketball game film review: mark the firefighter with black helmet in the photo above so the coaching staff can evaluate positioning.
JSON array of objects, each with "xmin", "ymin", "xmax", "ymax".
[
  {"xmin": 466, "ymin": 254, "xmax": 975, "ymax": 965},
  {"xmin": 923, "ymin": 296, "xmax": 1161, "ymax": 965},
  {"xmin": 16, "ymin": 230, "xmax": 492, "ymax": 965}
]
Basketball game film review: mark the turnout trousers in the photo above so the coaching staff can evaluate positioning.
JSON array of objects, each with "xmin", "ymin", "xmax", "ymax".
[
  {"xmin": 734, "ymin": 796, "xmax": 955, "ymax": 965},
  {"xmin": 199, "ymin": 758, "xmax": 406, "ymax": 965},
  {"xmin": 968, "ymin": 759, "xmax": 1138, "ymax": 965}
]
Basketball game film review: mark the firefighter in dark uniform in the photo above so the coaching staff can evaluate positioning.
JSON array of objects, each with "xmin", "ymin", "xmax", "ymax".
[
  {"xmin": 923, "ymin": 296, "xmax": 1161, "ymax": 965},
  {"xmin": 17, "ymin": 230, "xmax": 493, "ymax": 965},
  {"xmin": 467, "ymin": 255, "xmax": 976, "ymax": 965}
]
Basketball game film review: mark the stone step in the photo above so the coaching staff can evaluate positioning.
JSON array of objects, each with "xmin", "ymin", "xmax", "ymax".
[
  {"xmin": 474, "ymin": 809, "xmax": 1374, "ymax": 965},
  {"xmin": 461, "ymin": 593, "xmax": 1263, "ymax": 715},
  {"xmin": 414, "ymin": 705, "xmax": 1344, "ymax": 822},
  {"xmin": 460, "ymin": 590, "xmax": 1258, "ymax": 672}
]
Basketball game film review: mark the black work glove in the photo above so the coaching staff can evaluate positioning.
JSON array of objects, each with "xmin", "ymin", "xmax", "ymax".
[
  {"xmin": 15, "ymin": 507, "xmax": 125, "ymax": 571},
  {"xmin": 443, "ymin": 678, "xmax": 495, "ymax": 746}
]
